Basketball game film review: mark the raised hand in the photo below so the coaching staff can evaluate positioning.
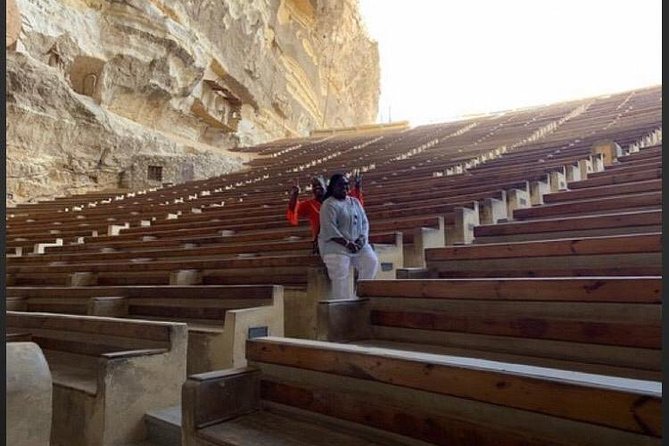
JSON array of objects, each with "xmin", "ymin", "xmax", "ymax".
[{"xmin": 354, "ymin": 170, "xmax": 362, "ymax": 190}]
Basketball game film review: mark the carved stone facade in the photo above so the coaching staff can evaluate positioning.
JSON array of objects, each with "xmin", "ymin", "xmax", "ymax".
[
  {"xmin": 127, "ymin": 153, "xmax": 245, "ymax": 190},
  {"xmin": 6, "ymin": 0, "xmax": 379, "ymax": 203}
]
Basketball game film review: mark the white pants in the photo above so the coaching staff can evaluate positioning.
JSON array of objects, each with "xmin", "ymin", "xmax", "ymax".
[{"xmin": 322, "ymin": 244, "xmax": 380, "ymax": 300}]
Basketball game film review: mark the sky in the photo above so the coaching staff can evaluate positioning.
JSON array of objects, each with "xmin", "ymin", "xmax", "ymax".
[{"xmin": 358, "ymin": 0, "xmax": 662, "ymax": 126}]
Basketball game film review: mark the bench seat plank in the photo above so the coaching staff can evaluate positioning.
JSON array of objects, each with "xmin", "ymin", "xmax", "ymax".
[
  {"xmin": 474, "ymin": 209, "xmax": 661, "ymax": 238},
  {"xmin": 247, "ymin": 337, "xmax": 661, "ymax": 436},
  {"xmin": 358, "ymin": 277, "xmax": 661, "ymax": 303},
  {"xmin": 198, "ymin": 410, "xmax": 388, "ymax": 446},
  {"xmin": 369, "ymin": 309, "xmax": 659, "ymax": 348},
  {"xmin": 426, "ymin": 233, "xmax": 660, "ymax": 261}
]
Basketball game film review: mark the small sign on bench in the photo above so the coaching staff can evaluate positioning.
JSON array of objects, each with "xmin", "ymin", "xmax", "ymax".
[
  {"xmin": 380, "ymin": 262, "xmax": 394, "ymax": 272},
  {"xmin": 248, "ymin": 326, "xmax": 268, "ymax": 339}
]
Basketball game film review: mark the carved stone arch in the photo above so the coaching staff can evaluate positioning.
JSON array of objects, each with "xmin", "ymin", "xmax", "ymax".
[
  {"xmin": 48, "ymin": 52, "xmax": 60, "ymax": 67},
  {"xmin": 69, "ymin": 56, "xmax": 106, "ymax": 103},
  {"xmin": 47, "ymin": 45, "xmax": 62, "ymax": 69}
]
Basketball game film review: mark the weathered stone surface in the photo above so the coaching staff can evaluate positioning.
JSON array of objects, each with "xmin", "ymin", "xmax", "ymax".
[
  {"xmin": 6, "ymin": 0, "xmax": 21, "ymax": 48},
  {"xmin": 6, "ymin": 0, "xmax": 379, "ymax": 203},
  {"xmin": 6, "ymin": 342, "xmax": 53, "ymax": 446}
]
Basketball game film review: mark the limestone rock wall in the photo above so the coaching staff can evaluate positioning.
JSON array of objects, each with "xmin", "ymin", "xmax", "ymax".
[{"xmin": 6, "ymin": 0, "xmax": 379, "ymax": 203}]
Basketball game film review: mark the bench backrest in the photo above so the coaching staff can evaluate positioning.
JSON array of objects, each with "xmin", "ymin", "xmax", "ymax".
[
  {"xmin": 424, "ymin": 232, "xmax": 661, "ymax": 277},
  {"xmin": 357, "ymin": 277, "xmax": 661, "ymax": 380},
  {"xmin": 7, "ymin": 285, "xmax": 280, "ymax": 325},
  {"xmin": 6, "ymin": 311, "xmax": 175, "ymax": 356},
  {"xmin": 238, "ymin": 337, "xmax": 661, "ymax": 445}
]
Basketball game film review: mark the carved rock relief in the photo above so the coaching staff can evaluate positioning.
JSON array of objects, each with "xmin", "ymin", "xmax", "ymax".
[{"xmin": 6, "ymin": 0, "xmax": 379, "ymax": 203}]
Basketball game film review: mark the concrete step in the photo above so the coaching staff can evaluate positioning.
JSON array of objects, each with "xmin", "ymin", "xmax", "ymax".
[{"xmin": 144, "ymin": 405, "xmax": 181, "ymax": 446}]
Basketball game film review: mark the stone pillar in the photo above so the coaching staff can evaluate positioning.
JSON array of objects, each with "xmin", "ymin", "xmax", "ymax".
[
  {"xmin": 591, "ymin": 140, "xmax": 621, "ymax": 167},
  {"xmin": 6, "ymin": 0, "xmax": 20, "ymax": 49},
  {"xmin": 7, "ymin": 342, "xmax": 53, "ymax": 446},
  {"xmin": 317, "ymin": 298, "xmax": 371, "ymax": 342}
]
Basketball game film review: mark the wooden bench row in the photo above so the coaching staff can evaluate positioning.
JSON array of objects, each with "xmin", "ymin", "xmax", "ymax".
[
  {"xmin": 7, "ymin": 284, "xmax": 284, "ymax": 374},
  {"xmin": 339, "ymin": 277, "xmax": 662, "ymax": 380},
  {"xmin": 412, "ymin": 232, "xmax": 662, "ymax": 278},
  {"xmin": 474, "ymin": 209, "xmax": 661, "ymax": 242},
  {"xmin": 6, "ymin": 311, "xmax": 187, "ymax": 446},
  {"xmin": 182, "ymin": 337, "xmax": 661, "ymax": 446}
]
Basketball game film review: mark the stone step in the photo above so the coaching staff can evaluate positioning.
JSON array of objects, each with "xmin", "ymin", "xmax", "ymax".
[{"xmin": 144, "ymin": 405, "xmax": 182, "ymax": 446}]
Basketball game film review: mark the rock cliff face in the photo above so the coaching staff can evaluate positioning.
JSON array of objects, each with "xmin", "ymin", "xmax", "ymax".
[{"xmin": 6, "ymin": 0, "xmax": 379, "ymax": 203}]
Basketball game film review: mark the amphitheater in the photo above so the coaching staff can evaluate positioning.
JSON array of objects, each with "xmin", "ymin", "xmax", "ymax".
[{"xmin": 5, "ymin": 1, "xmax": 663, "ymax": 446}]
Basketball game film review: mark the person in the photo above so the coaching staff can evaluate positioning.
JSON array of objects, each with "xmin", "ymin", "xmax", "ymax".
[
  {"xmin": 286, "ymin": 176, "xmax": 326, "ymax": 253},
  {"xmin": 318, "ymin": 173, "xmax": 379, "ymax": 300},
  {"xmin": 286, "ymin": 173, "xmax": 364, "ymax": 253}
]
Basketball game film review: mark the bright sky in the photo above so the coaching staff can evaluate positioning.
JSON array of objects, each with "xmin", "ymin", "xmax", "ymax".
[{"xmin": 358, "ymin": 0, "xmax": 662, "ymax": 126}]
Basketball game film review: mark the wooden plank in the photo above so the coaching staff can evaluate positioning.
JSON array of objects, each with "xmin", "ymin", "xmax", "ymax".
[
  {"xmin": 425, "ymin": 233, "xmax": 661, "ymax": 261},
  {"xmin": 33, "ymin": 336, "xmax": 132, "ymax": 356},
  {"xmin": 27, "ymin": 303, "xmax": 88, "ymax": 315},
  {"xmin": 7, "ymin": 253, "xmax": 323, "ymax": 274},
  {"xmin": 259, "ymin": 380, "xmax": 566, "ymax": 446},
  {"xmin": 543, "ymin": 179, "xmax": 661, "ymax": 203},
  {"xmin": 96, "ymin": 272, "xmax": 169, "ymax": 286},
  {"xmin": 513, "ymin": 191, "xmax": 660, "ymax": 220},
  {"xmin": 128, "ymin": 305, "xmax": 230, "ymax": 320},
  {"xmin": 433, "ymin": 266, "xmax": 662, "ymax": 278},
  {"xmin": 101, "ymin": 348, "xmax": 168, "ymax": 359},
  {"xmin": 247, "ymin": 338, "xmax": 661, "ymax": 436},
  {"xmin": 369, "ymin": 310, "xmax": 660, "ymax": 348},
  {"xmin": 363, "ymin": 330, "xmax": 661, "ymax": 378},
  {"xmin": 567, "ymin": 168, "xmax": 661, "ymax": 189},
  {"xmin": 6, "ymin": 240, "xmax": 313, "ymax": 264},
  {"xmin": 357, "ymin": 277, "xmax": 661, "ymax": 303},
  {"xmin": 6, "ymin": 332, "xmax": 32, "ymax": 342},
  {"xmin": 6, "ymin": 285, "xmax": 278, "ymax": 300},
  {"xmin": 6, "ymin": 312, "xmax": 172, "ymax": 342},
  {"xmin": 588, "ymin": 160, "xmax": 662, "ymax": 177},
  {"xmin": 197, "ymin": 409, "xmax": 401, "ymax": 446},
  {"xmin": 474, "ymin": 210, "xmax": 661, "ymax": 237}
]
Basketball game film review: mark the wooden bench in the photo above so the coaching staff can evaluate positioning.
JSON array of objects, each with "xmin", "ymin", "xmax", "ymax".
[
  {"xmin": 587, "ymin": 159, "xmax": 662, "ymax": 177},
  {"xmin": 7, "ymin": 284, "xmax": 284, "ymax": 374},
  {"xmin": 543, "ymin": 178, "xmax": 661, "ymax": 204},
  {"xmin": 182, "ymin": 337, "xmax": 661, "ymax": 446},
  {"xmin": 473, "ymin": 209, "xmax": 661, "ymax": 243},
  {"xmin": 341, "ymin": 277, "xmax": 662, "ymax": 380},
  {"xmin": 6, "ymin": 311, "xmax": 187, "ymax": 446},
  {"xmin": 567, "ymin": 166, "xmax": 661, "ymax": 189},
  {"xmin": 6, "ymin": 253, "xmax": 324, "ymax": 282},
  {"xmin": 411, "ymin": 233, "xmax": 661, "ymax": 278},
  {"xmin": 511, "ymin": 190, "xmax": 660, "ymax": 220},
  {"xmin": 7, "ymin": 231, "xmax": 402, "ymax": 340},
  {"xmin": 5, "ymin": 258, "xmax": 326, "ymax": 339}
]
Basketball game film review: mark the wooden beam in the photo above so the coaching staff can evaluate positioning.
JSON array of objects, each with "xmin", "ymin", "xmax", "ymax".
[{"xmin": 247, "ymin": 338, "xmax": 661, "ymax": 436}]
